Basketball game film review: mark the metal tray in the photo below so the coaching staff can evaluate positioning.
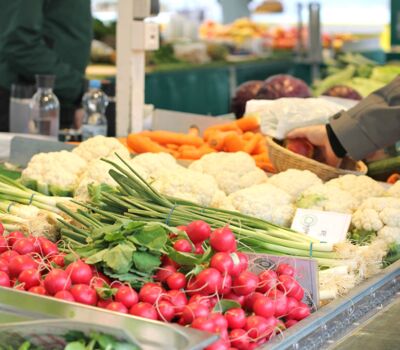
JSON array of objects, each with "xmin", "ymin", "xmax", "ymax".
[
  {"xmin": 262, "ymin": 260, "xmax": 400, "ymax": 350},
  {"xmin": 0, "ymin": 287, "xmax": 217, "ymax": 350}
]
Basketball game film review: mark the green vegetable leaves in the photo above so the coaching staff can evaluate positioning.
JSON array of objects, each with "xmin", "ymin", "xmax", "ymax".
[
  {"xmin": 132, "ymin": 251, "xmax": 161, "ymax": 272},
  {"xmin": 103, "ymin": 242, "xmax": 136, "ymax": 274},
  {"xmin": 213, "ymin": 299, "xmax": 241, "ymax": 313}
]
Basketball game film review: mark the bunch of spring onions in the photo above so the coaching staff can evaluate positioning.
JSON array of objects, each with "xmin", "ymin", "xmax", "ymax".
[{"xmin": 58, "ymin": 156, "xmax": 349, "ymax": 268}]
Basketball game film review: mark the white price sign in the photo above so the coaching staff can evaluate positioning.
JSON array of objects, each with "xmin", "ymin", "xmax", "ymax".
[{"xmin": 291, "ymin": 208, "xmax": 351, "ymax": 243}]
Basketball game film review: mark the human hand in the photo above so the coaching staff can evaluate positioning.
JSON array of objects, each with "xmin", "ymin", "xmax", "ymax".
[{"xmin": 286, "ymin": 125, "xmax": 342, "ymax": 167}]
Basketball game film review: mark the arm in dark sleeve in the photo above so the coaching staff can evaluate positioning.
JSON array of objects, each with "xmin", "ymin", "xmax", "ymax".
[
  {"xmin": 329, "ymin": 76, "xmax": 400, "ymax": 160},
  {"xmin": 2, "ymin": 0, "xmax": 84, "ymax": 105}
]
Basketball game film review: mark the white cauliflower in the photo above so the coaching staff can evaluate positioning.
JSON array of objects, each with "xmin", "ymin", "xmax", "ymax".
[
  {"xmin": 150, "ymin": 167, "xmax": 227, "ymax": 208},
  {"xmin": 377, "ymin": 226, "xmax": 400, "ymax": 245},
  {"xmin": 74, "ymin": 155, "xmax": 149, "ymax": 202},
  {"xmin": 21, "ymin": 151, "xmax": 87, "ymax": 196},
  {"xmin": 386, "ymin": 181, "xmax": 400, "ymax": 197},
  {"xmin": 326, "ymin": 175, "xmax": 385, "ymax": 204},
  {"xmin": 352, "ymin": 197, "xmax": 400, "ymax": 232},
  {"xmin": 227, "ymin": 183, "xmax": 295, "ymax": 226},
  {"xmin": 296, "ymin": 184, "xmax": 357, "ymax": 214},
  {"xmin": 72, "ymin": 136, "xmax": 130, "ymax": 162},
  {"xmin": 189, "ymin": 152, "xmax": 267, "ymax": 195},
  {"xmin": 130, "ymin": 152, "xmax": 181, "ymax": 177},
  {"xmin": 267, "ymin": 169, "xmax": 322, "ymax": 199}
]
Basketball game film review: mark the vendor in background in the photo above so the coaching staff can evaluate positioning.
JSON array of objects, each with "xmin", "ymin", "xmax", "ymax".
[
  {"xmin": 287, "ymin": 76, "xmax": 400, "ymax": 166},
  {"xmin": 0, "ymin": 0, "xmax": 92, "ymax": 132}
]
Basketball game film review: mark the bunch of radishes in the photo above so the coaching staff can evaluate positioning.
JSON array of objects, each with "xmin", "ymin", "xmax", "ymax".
[{"xmin": 0, "ymin": 220, "xmax": 312, "ymax": 350}]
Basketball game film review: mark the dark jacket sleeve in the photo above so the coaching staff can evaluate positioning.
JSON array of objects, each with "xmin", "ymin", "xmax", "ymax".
[
  {"xmin": 2, "ymin": 0, "xmax": 84, "ymax": 105},
  {"xmin": 329, "ymin": 76, "xmax": 400, "ymax": 160}
]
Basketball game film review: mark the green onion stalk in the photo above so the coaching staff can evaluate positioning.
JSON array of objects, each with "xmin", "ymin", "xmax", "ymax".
[{"xmin": 56, "ymin": 156, "xmax": 341, "ymax": 265}]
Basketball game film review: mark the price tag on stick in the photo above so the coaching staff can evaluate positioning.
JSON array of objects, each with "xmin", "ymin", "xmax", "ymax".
[{"xmin": 291, "ymin": 208, "xmax": 351, "ymax": 243}]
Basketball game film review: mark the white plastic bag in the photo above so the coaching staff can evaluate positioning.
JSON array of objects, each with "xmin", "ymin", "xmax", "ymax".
[{"xmin": 245, "ymin": 97, "xmax": 356, "ymax": 140}]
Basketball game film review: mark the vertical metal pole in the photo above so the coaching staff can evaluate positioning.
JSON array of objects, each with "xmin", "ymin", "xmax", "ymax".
[
  {"xmin": 116, "ymin": 0, "xmax": 132, "ymax": 136},
  {"xmin": 130, "ymin": 50, "xmax": 145, "ymax": 133},
  {"xmin": 296, "ymin": 3, "xmax": 304, "ymax": 58},
  {"xmin": 308, "ymin": 2, "xmax": 322, "ymax": 82}
]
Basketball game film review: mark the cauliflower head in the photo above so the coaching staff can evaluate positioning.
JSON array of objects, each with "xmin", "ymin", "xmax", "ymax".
[
  {"xmin": 74, "ymin": 155, "xmax": 149, "ymax": 202},
  {"xmin": 227, "ymin": 183, "xmax": 295, "ymax": 227},
  {"xmin": 130, "ymin": 152, "xmax": 181, "ymax": 177},
  {"xmin": 72, "ymin": 136, "xmax": 130, "ymax": 162},
  {"xmin": 21, "ymin": 151, "xmax": 87, "ymax": 196},
  {"xmin": 296, "ymin": 183, "xmax": 357, "ymax": 214},
  {"xmin": 352, "ymin": 197, "xmax": 400, "ymax": 232},
  {"xmin": 386, "ymin": 181, "xmax": 400, "ymax": 198},
  {"xmin": 150, "ymin": 167, "xmax": 226, "ymax": 207},
  {"xmin": 326, "ymin": 175, "xmax": 385, "ymax": 204},
  {"xmin": 267, "ymin": 169, "xmax": 322, "ymax": 199},
  {"xmin": 189, "ymin": 152, "xmax": 267, "ymax": 195}
]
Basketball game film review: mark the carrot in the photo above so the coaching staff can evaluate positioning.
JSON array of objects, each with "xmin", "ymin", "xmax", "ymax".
[
  {"xmin": 203, "ymin": 123, "xmax": 242, "ymax": 141},
  {"xmin": 127, "ymin": 134, "xmax": 171, "ymax": 154},
  {"xmin": 142, "ymin": 130, "xmax": 204, "ymax": 147},
  {"xmin": 253, "ymin": 140, "xmax": 269, "ymax": 155},
  {"xmin": 387, "ymin": 173, "xmax": 400, "ymax": 184},
  {"xmin": 243, "ymin": 134, "xmax": 263, "ymax": 154},
  {"xmin": 252, "ymin": 153, "xmax": 270, "ymax": 163},
  {"xmin": 235, "ymin": 115, "xmax": 260, "ymax": 132},
  {"xmin": 207, "ymin": 130, "xmax": 237, "ymax": 151},
  {"xmin": 243, "ymin": 131, "xmax": 255, "ymax": 141},
  {"xmin": 166, "ymin": 144, "xmax": 179, "ymax": 150},
  {"xmin": 188, "ymin": 126, "xmax": 200, "ymax": 137},
  {"xmin": 223, "ymin": 133, "xmax": 245, "ymax": 152},
  {"xmin": 117, "ymin": 137, "xmax": 128, "ymax": 148},
  {"xmin": 256, "ymin": 161, "xmax": 276, "ymax": 173}
]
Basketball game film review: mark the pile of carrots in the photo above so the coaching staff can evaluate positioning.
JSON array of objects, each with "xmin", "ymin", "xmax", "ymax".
[{"xmin": 126, "ymin": 115, "xmax": 275, "ymax": 173}]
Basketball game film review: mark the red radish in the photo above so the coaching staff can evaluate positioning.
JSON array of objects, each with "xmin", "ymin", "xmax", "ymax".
[
  {"xmin": 229, "ymin": 328, "xmax": 250, "ymax": 350},
  {"xmin": 156, "ymin": 300, "xmax": 175, "ymax": 322},
  {"xmin": 6, "ymin": 231, "xmax": 24, "ymax": 246},
  {"xmin": 155, "ymin": 265, "xmax": 176, "ymax": 282},
  {"xmin": 139, "ymin": 283, "xmax": 164, "ymax": 304},
  {"xmin": 163, "ymin": 290, "xmax": 187, "ymax": 314},
  {"xmin": 44, "ymin": 269, "xmax": 71, "ymax": 295},
  {"xmin": 277, "ymin": 275, "xmax": 304, "ymax": 301},
  {"xmin": 0, "ymin": 236, "xmax": 8, "ymax": 253},
  {"xmin": 224, "ymin": 308, "xmax": 246, "ymax": 329},
  {"xmin": 0, "ymin": 271, "xmax": 10, "ymax": 287},
  {"xmin": 189, "ymin": 294, "xmax": 213, "ymax": 308},
  {"xmin": 194, "ymin": 268, "xmax": 222, "ymax": 295},
  {"xmin": 97, "ymin": 298, "xmax": 113, "ymax": 308},
  {"xmin": 286, "ymin": 297, "xmax": 299, "ymax": 318},
  {"xmin": 210, "ymin": 227, "xmax": 236, "ymax": 253},
  {"xmin": 12, "ymin": 238, "xmax": 35, "ymax": 255},
  {"xmin": 8, "ymin": 255, "xmax": 38, "ymax": 278},
  {"xmin": 173, "ymin": 239, "xmax": 192, "ymax": 253},
  {"xmin": 176, "ymin": 225, "xmax": 187, "ymax": 231},
  {"xmin": 167, "ymin": 272, "xmax": 186, "ymax": 290},
  {"xmin": 232, "ymin": 271, "xmax": 259, "ymax": 296},
  {"xmin": 115, "ymin": 286, "xmax": 138, "ymax": 308},
  {"xmin": 245, "ymin": 315, "xmax": 277, "ymax": 340},
  {"xmin": 185, "ymin": 220, "xmax": 211, "ymax": 243},
  {"xmin": 267, "ymin": 289, "xmax": 288, "ymax": 318},
  {"xmin": 191, "ymin": 316, "xmax": 215, "ymax": 333},
  {"xmin": 194, "ymin": 243, "xmax": 204, "ymax": 255},
  {"xmin": 204, "ymin": 339, "xmax": 229, "ymax": 350},
  {"xmin": 162, "ymin": 255, "xmax": 180, "ymax": 269},
  {"xmin": 18, "ymin": 268, "xmax": 41, "ymax": 290},
  {"xmin": 70, "ymin": 284, "xmax": 98, "ymax": 305},
  {"xmin": 209, "ymin": 313, "xmax": 228, "ymax": 331},
  {"xmin": 55, "ymin": 290, "xmax": 75, "ymax": 302},
  {"xmin": 0, "ymin": 222, "xmax": 4, "ymax": 236},
  {"xmin": 50, "ymin": 253, "xmax": 65, "ymax": 267},
  {"xmin": 129, "ymin": 302, "xmax": 158, "ymax": 320},
  {"xmin": 65, "ymin": 260, "xmax": 93, "ymax": 285},
  {"xmin": 182, "ymin": 303, "xmax": 210, "ymax": 324},
  {"xmin": 92, "ymin": 277, "xmax": 110, "ymax": 290},
  {"xmin": 244, "ymin": 292, "xmax": 264, "ymax": 311},
  {"xmin": 289, "ymin": 302, "xmax": 311, "ymax": 320},
  {"xmin": 223, "ymin": 292, "xmax": 245, "ymax": 307},
  {"xmin": 221, "ymin": 274, "xmax": 232, "ymax": 295},
  {"xmin": 276, "ymin": 263, "xmax": 295, "ymax": 277},
  {"xmin": 1, "ymin": 250, "xmax": 19, "ymax": 262},
  {"xmin": 38, "ymin": 237, "xmax": 59, "ymax": 257},
  {"xmin": 285, "ymin": 319, "xmax": 298, "ymax": 328},
  {"xmin": 0, "ymin": 258, "xmax": 8, "ymax": 274},
  {"xmin": 253, "ymin": 296, "xmax": 275, "ymax": 318},
  {"xmin": 210, "ymin": 252, "xmax": 233, "ymax": 275},
  {"xmin": 236, "ymin": 253, "xmax": 248, "ymax": 271},
  {"xmin": 14, "ymin": 282, "xmax": 25, "ymax": 291},
  {"xmin": 106, "ymin": 302, "xmax": 128, "ymax": 314},
  {"xmin": 29, "ymin": 285, "xmax": 47, "ymax": 295},
  {"xmin": 257, "ymin": 270, "xmax": 278, "ymax": 293}
]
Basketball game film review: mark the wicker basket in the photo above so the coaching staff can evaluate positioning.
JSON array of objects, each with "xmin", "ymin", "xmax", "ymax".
[{"xmin": 266, "ymin": 137, "xmax": 368, "ymax": 181}]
